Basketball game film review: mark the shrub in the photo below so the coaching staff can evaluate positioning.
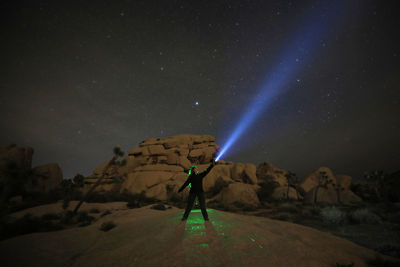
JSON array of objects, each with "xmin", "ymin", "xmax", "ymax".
[
  {"xmin": 366, "ymin": 255, "xmax": 400, "ymax": 267},
  {"xmin": 307, "ymin": 206, "xmax": 321, "ymax": 216},
  {"xmin": 151, "ymin": 203, "xmax": 166, "ymax": 210},
  {"xmin": 277, "ymin": 212, "xmax": 294, "ymax": 222},
  {"xmin": 320, "ymin": 206, "xmax": 346, "ymax": 225},
  {"xmin": 100, "ymin": 221, "xmax": 116, "ymax": 232},
  {"xmin": 349, "ymin": 208, "xmax": 382, "ymax": 224},
  {"xmin": 374, "ymin": 243, "xmax": 400, "ymax": 259},
  {"xmin": 277, "ymin": 204, "xmax": 297, "ymax": 213}
]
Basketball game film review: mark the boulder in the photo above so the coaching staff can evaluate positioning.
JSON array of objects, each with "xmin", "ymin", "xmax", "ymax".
[
  {"xmin": 128, "ymin": 147, "xmax": 145, "ymax": 157},
  {"xmin": 139, "ymin": 138, "xmax": 164, "ymax": 147},
  {"xmin": 218, "ymin": 183, "xmax": 260, "ymax": 208},
  {"xmin": 335, "ymin": 175, "xmax": 352, "ymax": 190},
  {"xmin": 188, "ymin": 149, "xmax": 204, "ymax": 162},
  {"xmin": 192, "ymin": 134, "xmax": 215, "ymax": 144},
  {"xmin": 146, "ymin": 184, "xmax": 168, "ymax": 200},
  {"xmin": 147, "ymin": 145, "xmax": 166, "ymax": 155},
  {"xmin": 340, "ymin": 190, "xmax": 362, "ymax": 204},
  {"xmin": 178, "ymin": 156, "xmax": 192, "ymax": 170},
  {"xmin": 231, "ymin": 163, "xmax": 257, "ymax": 184},
  {"xmin": 0, "ymin": 144, "xmax": 33, "ymax": 170},
  {"xmin": 28, "ymin": 163, "xmax": 63, "ymax": 192},
  {"xmin": 118, "ymin": 156, "xmax": 141, "ymax": 174},
  {"xmin": 162, "ymin": 135, "xmax": 194, "ymax": 149},
  {"xmin": 92, "ymin": 160, "xmax": 119, "ymax": 176},
  {"xmin": 169, "ymin": 173, "xmax": 188, "ymax": 187},
  {"xmin": 177, "ymin": 148, "xmax": 189, "ymax": 157},
  {"xmin": 205, "ymin": 175, "xmax": 232, "ymax": 197},
  {"xmin": 256, "ymin": 162, "xmax": 287, "ymax": 187},
  {"xmin": 304, "ymin": 187, "xmax": 337, "ymax": 204},
  {"xmin": 120, "ymin": 171, "xmax": 174, "ymax": 194},
  {"xmin": 192, "ymin": 143, "xmax": 210, "ymax": 149},
  {"xmin": 202, "ymin": 165, "xmax": 232, "ymax": 192},
  {"xmin": 166, "ymin": 153, "xmax": 180, "ymax": 165},
  {"xmin": 300, "ymin": 167, "xmax": 336, "ymax": 193},
  {"xmin": 134, "ymin": 164, "xmax": 184, "ymax": 172},
  {"xmin": 271, "ymin": 186, "xmax": 302, "ymax": 200},
  {"xmin": 202, "ymin": 146, "xmax": 217, "ymax": 163},
  {"xmin": 304, "ymin": 186, "xmax": 362, "ymax": 204},
  {"xmin": 82, "ymin": 182, "xmax": 120, "ymax": 194}
]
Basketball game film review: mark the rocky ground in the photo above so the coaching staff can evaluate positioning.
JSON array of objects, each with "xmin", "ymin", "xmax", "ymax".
[{"xmin": 1, "ymin": 202, "xmax": 399, "ymax": 267}]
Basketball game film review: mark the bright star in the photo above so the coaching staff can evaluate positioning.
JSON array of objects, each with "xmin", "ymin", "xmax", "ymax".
[{"xmin": 195, "ymin": 101, "xmax": 199, "ymax": 105}]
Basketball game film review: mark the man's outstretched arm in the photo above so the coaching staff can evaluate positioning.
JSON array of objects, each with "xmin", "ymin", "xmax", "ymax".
[
  {"xmin": 201, "ymin": 159, "xmax": 216, "ymax": 177},
  {"xmin": 178, "ymin": 178, "xmax": 191, "ymax": 192}
]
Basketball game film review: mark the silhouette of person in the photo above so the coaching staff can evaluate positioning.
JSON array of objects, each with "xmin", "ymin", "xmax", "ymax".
[{"xmin": 178, "ymin": 158, "xmax": 216, "ymax": 221}]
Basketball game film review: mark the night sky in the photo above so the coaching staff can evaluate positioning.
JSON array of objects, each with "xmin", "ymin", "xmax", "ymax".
[{"xmin": 1, "ymin": 0, "xmax": 399, "ymax": 180}]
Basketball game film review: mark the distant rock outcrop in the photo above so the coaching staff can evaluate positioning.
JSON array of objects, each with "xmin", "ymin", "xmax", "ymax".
[
  {"xmin": 0, "ymin": 144, "xmax": 33, "ymax": 170},
  {"xmin": 27, "ymin": 163, "xmax": 63, "ymax": 193},
  {"xmin": 301, "ymin": 167, "xmax": 361, "ymax": 204},
  {"xmin": 0, "ymin": 144, "xmax": 63, "ymax": 201},
  {"xmin": 256, "ymin": 162, "xmax": 288, "ymax": 187},
  {"xmin": 256, "ymin": 162, "xmax": 304, "ymax": 200}
]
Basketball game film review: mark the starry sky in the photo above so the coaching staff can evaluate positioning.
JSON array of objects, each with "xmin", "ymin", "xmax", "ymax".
[{"xmin": 1, "ymin": 0, "xmax": 399, "ymax": 180}]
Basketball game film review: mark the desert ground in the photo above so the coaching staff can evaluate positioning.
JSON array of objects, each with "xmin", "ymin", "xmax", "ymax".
[{"xmin": 1, "ymin": 202, "xmax": 397, "ymax": 267}]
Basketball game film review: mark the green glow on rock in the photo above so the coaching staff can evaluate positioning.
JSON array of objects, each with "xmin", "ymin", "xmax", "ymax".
[
  {"xmin": 191, "ymin": 225, "xmax": 205, "ymax": 231},
  {"xmin": 196, "ymin": 243, "xmax": 209, "ymax": 248},
  {"xmin": 181, "ymin": 209, "xmax": 215, "ymax": 214},
  {"xmin": 259, "ymin": 245, "xmax": 263, "ymax": 248},
  {"xmin": 249, "ymin": 237, "xmax": 255, "ymax": 242}
]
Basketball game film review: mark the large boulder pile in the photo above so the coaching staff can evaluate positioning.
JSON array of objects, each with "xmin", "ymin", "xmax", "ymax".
[
  {"xmin": 0, "ymin": 144, "xmax": 33, "ymax": 170},
  {"xmin": 256, "ymin": 162, "xmax": 302, "ymax": 200},
  {"xmin": 301, "ymin": 167, "xmax": 362, "ymax": 204},
  {"xmin": 27, "ymin": 163, "xmax": 63, "ymax": 193},
  {"xmin": 0, "ymin": 144, "xmax": 63, "ymax": 201},
  {"xmin": 85, "ymin": 134, "xmax": 261, "ymax": 208}
]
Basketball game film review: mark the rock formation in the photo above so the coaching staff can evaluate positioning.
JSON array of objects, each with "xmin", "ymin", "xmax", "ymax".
[
  {"xmin": 301, "ymin": 167, "xmax": 361, "ymax": 204},
  {"xmin": 84, "ymin": 135, "xmax": 361, "ymax": 207},
  {"xmin": 0, "ymin": 144, "xmax": 33, "ymax": 170},
  {"xmin": 0, "ymin": 144, "xmax": 63, "ymax": 201},
  {"xmin": 27, "ymin": 163, "xmax": 63, "ymax": 193},
  {"xmin": 256, "ymin": 162, "xmax": 303, "ymax": 200},
  {"xmin": 85, "ymin": 134, "xmax": 261, "ymax": 208}
]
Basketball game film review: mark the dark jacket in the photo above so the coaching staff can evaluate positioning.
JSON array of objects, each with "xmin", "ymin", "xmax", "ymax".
[{"xmin": 178, "ymin": 163, "xmax": 216, "ymax": 193}]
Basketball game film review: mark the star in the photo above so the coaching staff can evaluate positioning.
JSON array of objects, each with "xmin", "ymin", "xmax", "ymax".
[{"xmin": 195, "ymin": 101, "xmax": 199, "ymax": 106}]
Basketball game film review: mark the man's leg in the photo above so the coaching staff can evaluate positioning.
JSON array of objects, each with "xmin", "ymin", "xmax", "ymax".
[
  {"xmin": 198, "ymin": 192, "xmax": 209, "ymax": 220},
  {"xmin": 182, "ymin": 192, "xmax": 196, "ymax": 220}
]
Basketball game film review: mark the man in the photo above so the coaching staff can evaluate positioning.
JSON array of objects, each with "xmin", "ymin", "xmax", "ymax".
[{"xmin": 178, "ymin": 158, "xmax": 217, "ymax": 221}]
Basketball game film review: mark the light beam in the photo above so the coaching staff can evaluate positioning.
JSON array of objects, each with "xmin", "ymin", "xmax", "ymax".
[{"xmin": 216, "ymin": 1, "xmax": 350, "ymax": 161}]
